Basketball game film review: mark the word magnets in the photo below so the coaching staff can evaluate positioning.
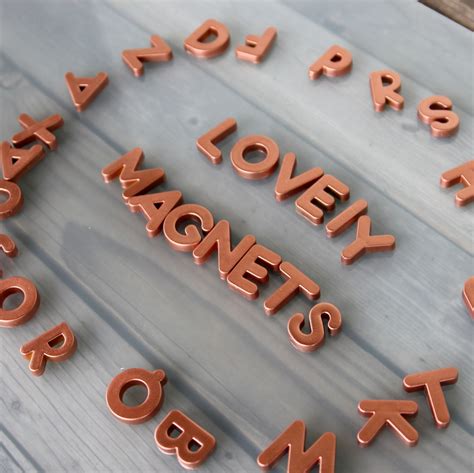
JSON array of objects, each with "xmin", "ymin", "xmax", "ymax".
[
  {"xmin": 357, "ymin": 400, "xmax": 419, "ymax": 447},
  {"xmin": 440, "ymin": 160, "xmax": 474, "ymax": 207},
  {"xmin": 65, "ymin": 72, "xmax": 109, "ymax": 112},
  {"xmin": 196, "ymin": 118, "xmax": 396, "ymax": 264},
  {"xmin": 106, "ymin": 368, "xmax": 216, "ymax": 469},
  {"xmin": 463, "ymin": 277, "xmax": 474, "ymax": 319},
  {"xmin": 0, "ymin": 180, "xmax": 23, "ymax": 219},
  {"xmin": 102, "ymin": 149, "xmax": 342, "ymax": 352},
  {"xmin": 20, "ymin": 322, "xmax": 77, "ymax": 376},
  {"xmin": 357, "ymin": 367, "xmax": 458, "ymax": 447},
  {"xmin": 257, "ymin": 420, "xmax": 336, "ymax": 473},
  {"xmin": 122, "ymin": 35, "xmax": 173, "ymax": 77}
]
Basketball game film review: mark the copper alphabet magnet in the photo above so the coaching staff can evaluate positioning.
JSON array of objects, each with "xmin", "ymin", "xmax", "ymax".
[
  {"xmin": 274, "ymin": 152, "xmax": 324, "ymax": 202},
  {"xmin": 235, "ymin": 27, "xmax": 277, "ymax": 64},
  {"xmin": 163, "ymin": 204, "xmax": 215, "ymax": 252},
  {"xmin": 1, "ymin": 141, "xmax": 45, "ymax": 181},
  {"xmin": 227, "ymin": 244, "xmax": 281, "ymax": 300},
  {"xmin": 417, "ymin": 96, "xmax": 459, "ymax": 138},
  {"xmin": 0, "ymin": 179, "xmax": 23, "ymax": 219},
  {"xmin": 106, "ymin": 368, "xmax": 167, "ymax": 424},
  {"xmin": 184, "ymin": 19, "xmax": 230, "ymax": 59},
  {"xmin": 20, "ymin": 322, "xmax": 76, "ymax": 376},
  {"xmin": 192, "ymin": 219, "xmax": 256, "ymax": 279},
  {"xmin": 369, "ymin": 70, "xmax": 404, "ymax": 112},
  {"xmin": 230, "ymin": 135, "xmax": 280, "ymax": 180},
  {"xmin": 196, "ymin": 118, "xmax": 237, "ymax": 165},
  {"xmin": 155, "ymin": 410, "xmax": 216, "ymax": 469},
  {"xmin": 287, "ymin": 302, "xmax": 342, "ymax": 352},
  {"xmin": 326, "ymin": 199, "xmax": 368, "ymax": 238},
  {"xmin": 357, "ymin": 400, "xmax": 419, "ymax": 447},
  {"xmin": 65, "ymin": 72, "xmax": 109, "ymax": 112},
  {"xmin": 463, "ymin": 277, "xmax": 474, "ymax": 319},
  {"xmin": 11, "ymin": 113, "xmax": 64, "ymax": 150},
  {"xmin": 263, "ymin": 262, "xmax": 320, "ymax": 316},
  {"xmin": 122, "ymin": 35, "xmax": 173, "ymax": 77},
  {"xmin": 341, "ymin": 216, "xmax": 395, "ymax": 265},
  {"xmin": 440, "ymin": 160, "xmax": 474, "ymax": 207},
  {"xmin": 0, "ymin": 234, "xmax": 17, "ymax": 277},
  {"xmin": 295, "ymin": 175, "xmax": 350, "ymax": 225},
  {"xmin": 403, "ymin": 367, "xmax": 458, "ymax": 428},
  {"xmin": 0, "ymin": 276, "xmax": 40, "ymax": 328},
  {"xmin": 309, "ymin": 44, "xmax": 352, "ymax": 80},
  {"xmin": 257, "ymin": 420, "xmax": 336, "ymax": 473}
]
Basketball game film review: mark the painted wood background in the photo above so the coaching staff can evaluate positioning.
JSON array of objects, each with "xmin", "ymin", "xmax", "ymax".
[{"xmin": 0, "ymin": 1, "xmax": 472, "ymax": 472}]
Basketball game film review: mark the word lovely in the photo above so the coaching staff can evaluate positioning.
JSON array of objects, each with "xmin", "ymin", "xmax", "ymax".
[
  {"xmin": 101, "ymin": 148, "xmax": 342, "ymax": 352},
  {"xmin": 197, "ymin": 118, "xmax": 396, "ymax": 264}
]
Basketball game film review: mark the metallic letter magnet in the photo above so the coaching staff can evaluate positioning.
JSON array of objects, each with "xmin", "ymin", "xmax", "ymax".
[
  {"xmin": 440, "ymin": 160, "xmax": 474, "ymax": 207},
  {"xmin": 369, "ymin": 70, "xmax": 404, "ymax": 112},
  {"xmin": 235, "ymin": 27, "xmax": 277, "ymax": 64},
  {"xmin": 0, "ymin": 234, "xmax": 17, "ymax": 277},
  {"xmin": 196, "ymin": 118, "xmax": 237, "ymax": 165},
  {"xmin": 65, "ymin": 72, "xmax": 109, "ymax": 111},
  {"xmin": 0, "ymin": 276, "xmax": 39, "ymax": 328},
  {"xmin": 0, "ymin": 180, "xmax": 23, "ymax": 219},
  {"xmin": 106, "ymin": 368, "xmax": 167, "ymax": 424},
  {"xmin": 309, "ymin": 45, "xmax": 352, "ymax": 80},
  {"xmin": 11, "ymin": 113, "xmax": 64, "ymax": 150},
  {"xmin": 1, "ymin": 141, "xmax": 45, "ymax": 181},
  {"xmin": 417, "ymin": 96, "xmax": 459, "ymax": 138},
  {"xmin": 184, "ymin": 19, "xmax": 230, "ymax": 59},
  {"xmin": 463, "ymin": 277, "xmax": 474, "ymax": 319}
]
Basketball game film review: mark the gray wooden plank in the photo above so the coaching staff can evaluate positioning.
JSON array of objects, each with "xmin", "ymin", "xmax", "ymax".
[{"xmin": 0, "ymin": 47, "xmax": 472, "ymax": 473}]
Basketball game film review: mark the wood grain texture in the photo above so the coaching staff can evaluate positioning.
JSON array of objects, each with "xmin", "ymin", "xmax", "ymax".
[
  {"xmin": 421, "ymin": 0, "xmax": 474, "ymax": 30},
  {"xmin": 0, "ymin": 1, "xmax": 472, "ymax": 472}
]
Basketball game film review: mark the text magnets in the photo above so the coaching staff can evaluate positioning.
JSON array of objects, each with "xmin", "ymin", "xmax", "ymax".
[
  {"xmin": 1, "ymin": 141, "xmax": 45, "ymax": 181},
  {"xmin": 403, "ymin": 368, "xmax": 458, "ymax": 428},
  {"xmin": 20, "ymin": 322, "xmax": 76, "ymax": 375},
  {"xmin": 0, "ymin": 276, "xmax": 40, "ymax": 328},
  {"xmin": 309, "ymin": 45, "xmax": 352, "ymax": 80},
  {"xmin": 106, "ymin": 368, "xmax": 167, "ymax": 424},
  {"xmin": 257, "ymin": 420, "xmax": 336, "ymax": 473},
  {"xmin": 440, "ymin": 160, "xmax": 474, "ymax": 207},
  {"xmin": 184, "ymin": 19, "xmax": 230, "ymax": 59},
  {"xmin": 65, "ymin": 72, "xmax": 109, "ymax": 111},
  {"xmin": 357, "ymin": 400, "xmax": 418, "ymax": 447},
  {"xmin": 235, "ymin": 27, "xmax": 277, "ymax": 64},
  {"xmin": 155, "ymin": 410, "xmax": 216, "ymax": 469},
  {"xmin": 369, "ymin": 70, "xmax": 404, "ymax": 112},
  {"xmin": 463, "ymin": 277, "xmax": 474, "ymax": 319},
  {"xmin": 122, "ymin": 35, "xmax": 173, "ymax": 77},
  {"xmin": 417, "ymin": 96, "xmax": 459, "ymax": 138}
]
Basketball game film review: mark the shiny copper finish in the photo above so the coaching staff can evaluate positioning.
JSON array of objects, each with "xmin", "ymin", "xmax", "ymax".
[
  {"xmin": 20, "ymin": 322, "xmax": 76, "ymax": 376},
  {"xmin": 0, "ymin": 234, "xmax": 17, "ymax": 277},
  {"xmin": 128, "ymin": 191, "xmax": 182, "ymax": 237},
  {"xmin": 0, "ymin": 180, "xmax": 23, "ymax": 220},
  {"xmin": 122, "ymin": 35, "xmax": 173, "ymax": 77},
  {"xmin": 308, "ymin": 44, "xmax": 352, "ymax": 80},
  {"xmin": 0, "ymin": 276, "xmax": 39, "ymax": 328},
  {"xmin": 184, "ymin": 19, "xmax": 230, "ymax": 59},
  {"xmin": 192, "ymin": 219, "xmax": 256, "ymax": 279},
  {"xmin": 287, "ymin": 302, "xmax": 342, "ymax": 352},
  {"xmin": 440, "ymin": 160, "xmax": 474, "ymax": 207},
  {"xmin": 274, "ymin": 152, "xmax": 324, "ymax": 201},
  {"xmin": 326, "ymin": 199, "xmax": 368, "ymax": 238},
  {"xmin": 357, "ymin": 400, "xmax": 419, "ymax": 447},
  {"xmin": 235, "ymin": 27, "xmax": 277, "ymax": 64},
  {"xmin": 227, "ymin": 244, "xmax": 281, "ymax": 300},
  {"xmin": 341, "ymin": 216, "xmax": 395, "ymax": 265},
  {"xmin": 155, "ymin": 410, "xmax": 216, "ymax": 470},
  {"xmin": 369, "ymin": 70, "xmax": 404, "ymax": 112},
  {"xmin": 295, "ymin": 175, "xmax": 350, "ymax": 225},
  {"xmin": 101, "ymin": 148, "xmax": 165, "ymax": 202},
  {"xmin": 106, "ymin": 368, "xmax": 167, "ymax": 424},
  {"xmin": 263, "ymin": 262, "xmax": 320, "ymax": 316},
  {"xmin": 163, "ymin": 204, "xmax": 214, "ymax": 252},
  {"xmin": 196, "ymin": 118, "xmax": 237, "ymax": 165},
  {"xmin": 1, "ymin": 141, "xmax": 45, "ymax": 181},
  {"xmin": 463, "ymin": 277, "xmax": 474, "ymax": 319},
  {"xmin": 257, "ymin": 420, "xmax": 336, "ymax": 473},
  {"xmin": 11, "ymin": 113, "xmax": 64, "ymax": 150},
  {"xmin": 230, "ymin": 135, "xmax": 280, "ymax": 180},
  {"xmin": 417, "ymin": 96, "xmax": 459, "ymax": 138},
  {"xmin": 403, "ymin": 368, "xmax": 458, "ymax": 428},
  {"xmin": 65, "ymin": 72, "xmax": 109, "ymax": 111}
]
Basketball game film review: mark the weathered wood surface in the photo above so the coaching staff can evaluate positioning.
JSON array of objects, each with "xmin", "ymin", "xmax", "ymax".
[{"xmin": 0, "ymin": 1, "xmax": 472, "ymax": 472}]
